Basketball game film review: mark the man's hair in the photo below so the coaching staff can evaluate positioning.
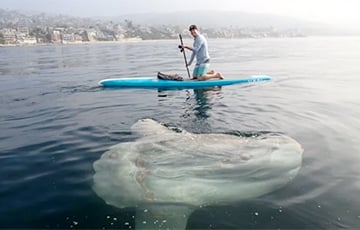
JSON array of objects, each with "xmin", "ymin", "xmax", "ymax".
[{"xmin": 189, "ymin": 25, "xmax": 198, "ymax": 31}]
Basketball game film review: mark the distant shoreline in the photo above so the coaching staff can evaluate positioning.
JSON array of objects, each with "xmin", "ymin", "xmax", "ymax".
[
  {"xmin": 0, "ymin": 38, "xmax": 151, "ymax": 47},
  {"xmin": 0, "ymin": 37, "xmax": 299, "ymax": 48},
  {"xmin": 3, "ymin": 35, "xmax": 359, "ymax": 48}
]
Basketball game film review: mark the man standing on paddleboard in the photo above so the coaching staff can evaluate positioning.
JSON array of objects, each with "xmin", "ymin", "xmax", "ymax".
[{"xmin": 179, "ymin": 25, "xmax": 224, "ymax": 81}]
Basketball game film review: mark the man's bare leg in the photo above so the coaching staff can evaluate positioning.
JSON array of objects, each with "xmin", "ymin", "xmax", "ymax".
[{"xmin": 197, "ymin": 71, "xmax": 224, "ymax": 81}]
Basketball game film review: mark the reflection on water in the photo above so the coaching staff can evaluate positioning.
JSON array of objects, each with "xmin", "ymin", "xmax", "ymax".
[
  {"xmin": 192, "ymin": 87, "xmax": 222, "ymax": 120},
  {"xmin": 157, "ymin": 87, "xmax": 224, "ymax": 132}
]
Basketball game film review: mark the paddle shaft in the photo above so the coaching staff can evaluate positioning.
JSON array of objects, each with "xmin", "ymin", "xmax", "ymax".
[{"xmin": 179, "ymin": 34, "xmax": 191, "ymax": 79}]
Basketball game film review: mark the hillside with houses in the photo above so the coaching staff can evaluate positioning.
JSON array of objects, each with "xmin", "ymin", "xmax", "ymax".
[{"xmin": 0, "ymin": 9, "xmax": 308, "ymax": 46}]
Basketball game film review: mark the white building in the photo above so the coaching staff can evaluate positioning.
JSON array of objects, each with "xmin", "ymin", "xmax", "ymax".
[{"xmin": 1, "ymin": 29, "xmax": 17, "ymax": 44}]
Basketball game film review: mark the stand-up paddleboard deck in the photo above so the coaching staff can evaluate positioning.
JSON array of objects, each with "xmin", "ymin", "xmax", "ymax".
[{"xmin": 99, "ymin": 75, "xmax": 271, "ymax": 89}]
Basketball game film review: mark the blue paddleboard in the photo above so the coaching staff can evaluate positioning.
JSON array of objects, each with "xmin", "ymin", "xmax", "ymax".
[{"xmin": 99, "ymin": 75, "xmax": 271, "ymax": 89}]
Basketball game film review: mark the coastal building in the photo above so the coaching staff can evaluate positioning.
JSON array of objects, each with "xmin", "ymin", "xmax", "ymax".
[
  {"xmin": 2, "ymin": 29, "xmax": 17, "ymax": 44},
  {"xmin": 50, "ymin": 30, "xmax": 62, "ymax": 43},
  {"xmin": 62, "ymin": 33, "xmax": 75, "ymax": 43},
  {"xmin": 62, "ymin": 33, "xmax": 84, "ymax": 43},
  {"xmin": 114, "ymin": 32, "xmax": 125, "ymax": 40},
  {"xmin": 84, "ymin": 29, "xmax": 97, "ymax": 42},
  {"xmin": 19, "ymin": 36, "xmax": 37, "ymax": 44}
]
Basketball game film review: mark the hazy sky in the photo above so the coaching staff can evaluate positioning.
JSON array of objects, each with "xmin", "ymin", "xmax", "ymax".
[{"xmin": 1, "ymin": 0, "xmax": 360, "ymax": 26}]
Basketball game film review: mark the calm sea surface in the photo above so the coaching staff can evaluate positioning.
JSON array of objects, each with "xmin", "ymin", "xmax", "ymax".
[{"xmin": 1, "ymin": 37, "xmax": 360, "ymax": 229}]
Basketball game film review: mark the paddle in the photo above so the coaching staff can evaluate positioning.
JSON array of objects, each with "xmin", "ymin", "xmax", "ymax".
[{"xmin": 178, "ymin": 34, "xmax": 191, "ymax": 79}]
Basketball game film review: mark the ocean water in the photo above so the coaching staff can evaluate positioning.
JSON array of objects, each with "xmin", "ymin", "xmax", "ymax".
[{"xmin": 1, "ymin": 37, "xmax": 360, "ymax": 229}]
